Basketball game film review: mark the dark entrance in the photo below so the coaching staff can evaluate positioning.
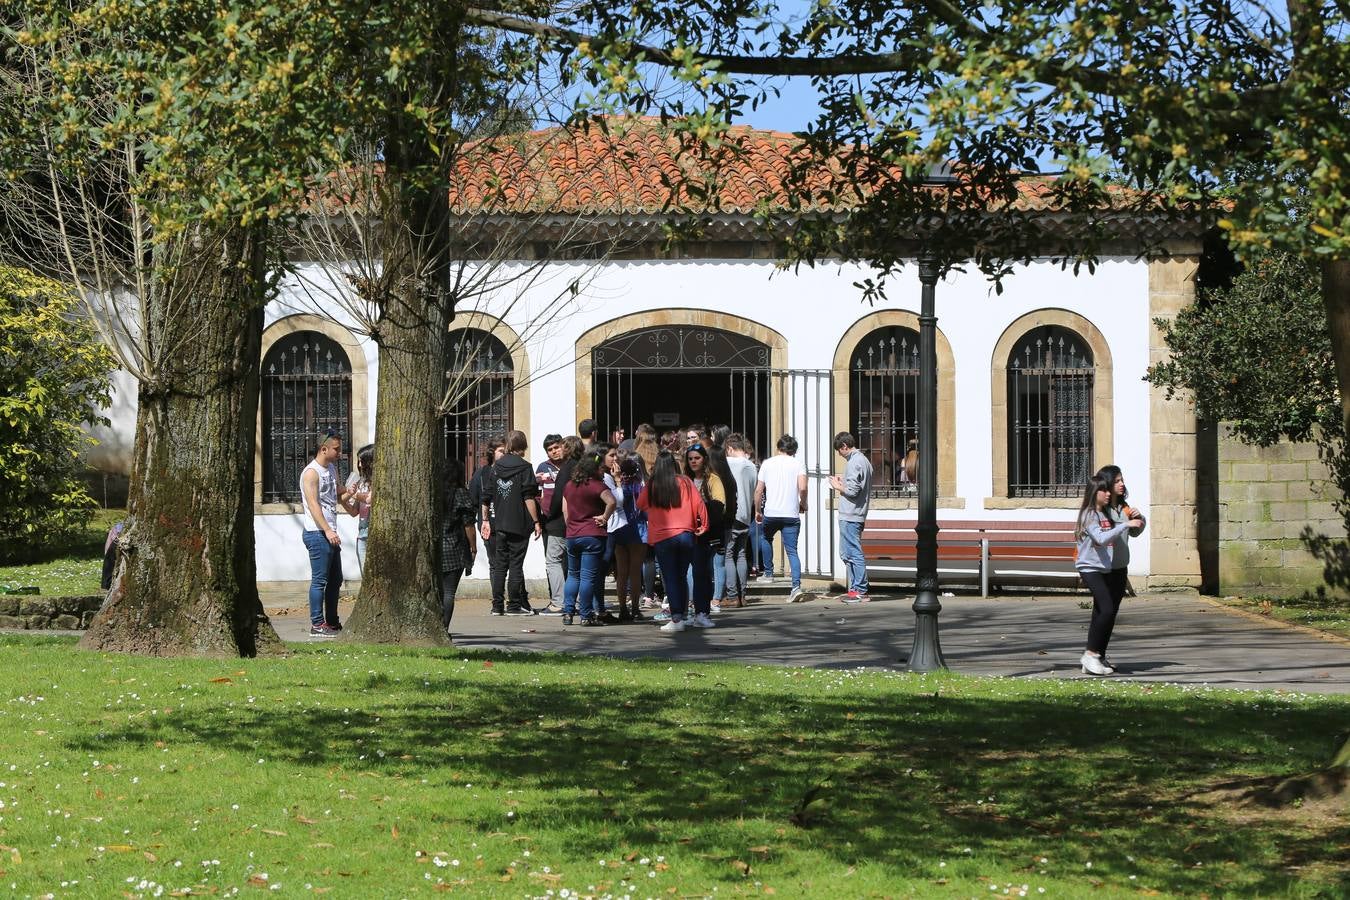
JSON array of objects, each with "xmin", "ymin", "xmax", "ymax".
[{"xmin": 592, "ymin": 325, "xmax": 771, "ymax": 451}]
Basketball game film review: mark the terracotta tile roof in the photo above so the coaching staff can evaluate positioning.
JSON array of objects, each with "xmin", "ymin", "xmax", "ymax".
[
  {"xmin": 447, "ymin": 117, "xmax": 843, "ymax": 216},
  {"xmin": 445, "ymin": 117, "xmax": 1162, "ymax": 223}
]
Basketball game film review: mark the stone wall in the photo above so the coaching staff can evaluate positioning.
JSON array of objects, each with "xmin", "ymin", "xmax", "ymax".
[
  {"xmin": 0, "ymin": 595, "xmax": 105, "ymax": 630},
  {"xmin": 1217, "ymin": 428, "xmax": 1343, "ymax": 595}
]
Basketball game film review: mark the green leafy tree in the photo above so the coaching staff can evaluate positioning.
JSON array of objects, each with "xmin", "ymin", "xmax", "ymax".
[
  {"xmin": 0, "ymin": 1, "xmax": 350, "ymax": 655},
  {"xmin": 485, "ymin": 1, "xmax": 1350, "ymax": 433},
  {"xmin": 0, "ymin": 265, "xmax": 113, "ymax": 558},
  {"xmin": 1148, "ymin": 248, "xmax": 1339, "ymax": 447}
]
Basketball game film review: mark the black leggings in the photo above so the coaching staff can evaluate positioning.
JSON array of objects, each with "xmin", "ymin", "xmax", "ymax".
[{"xmin": 1082, "ymin": 568, "xmax": 1128, "ymax": 654}]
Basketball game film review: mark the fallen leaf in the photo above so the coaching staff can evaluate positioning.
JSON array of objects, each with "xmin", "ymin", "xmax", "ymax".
[
  {"xmin": 261, "ymin": 829, "xmax": 287, "ymax": 837},
  {"xmin": 481, "ymin": 732, "xmax": 505, "ymax": 739},
  {"xmin": 143, "ymin": 851, "xmax": 158, "ymax": 862},
  {"xmin": 296, "ymin": 816, "xmax": 317, "ymax": 826},
  {"xmin": 105, "ymin": 844, "xmax": 135, "ymax": 853},
  {"xmin": 208, "ymin": 677, "xmax": 232, "ymax": 684},
  {"xmin": 748, "ymin": 845, "xmax": 771, "ymax": 856},
  {"xmin": 390, "ymin": 824, "xmax": 399, "ymax": 840},
  {"xmin": 732, "ymin": 859, "xmax": 751, "ymax": 876},
  {"xmin": 246, "ymin": 874, "xmax": 269, "ymax": 887},
  {"xmin": 482, "ymin": 661, "xmax": 494, "ymax": 668}
]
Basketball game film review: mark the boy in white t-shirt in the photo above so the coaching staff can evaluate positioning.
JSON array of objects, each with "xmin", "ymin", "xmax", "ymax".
[{"xmin": 754, "ymin": 434, "xmax": 808, "ymax": 599}]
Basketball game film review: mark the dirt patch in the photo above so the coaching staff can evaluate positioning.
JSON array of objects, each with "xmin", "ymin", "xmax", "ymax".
[{"xmin": 1192, "ymin": 768, "xmax": 1348, "ymax": 826}]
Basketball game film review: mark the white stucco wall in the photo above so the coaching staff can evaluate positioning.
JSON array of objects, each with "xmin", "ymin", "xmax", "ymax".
[{"xmin": 90, "ymin": 254, "xmax": 1156, "ymax": 583}]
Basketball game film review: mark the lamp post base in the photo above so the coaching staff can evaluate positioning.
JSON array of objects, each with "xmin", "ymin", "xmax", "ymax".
[{"xmin": 907, "ymin": 589, "xmax": 947, "ymax": 673}]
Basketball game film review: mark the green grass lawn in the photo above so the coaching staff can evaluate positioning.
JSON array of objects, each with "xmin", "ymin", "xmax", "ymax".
[
  {"xmin": 0, "ymin": 637, "xmax": 1345, "ymax": 897},
  {"xmin": 0, "ymin": 509, "xmax": 123, "ymax": 596},
  {"xmin": 1217, "ymin": 592, "xmax": 1350, "ymax": 642}
]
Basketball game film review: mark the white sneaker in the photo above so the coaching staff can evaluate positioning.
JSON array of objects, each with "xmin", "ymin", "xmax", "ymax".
[
  {"xmin": 1080, "ymin": 651, "xmax": 1114, "ymax": 676},
  {"xmin": 787, "ymin": 587, "xmax": 806, "ymax": 603},
  {"xmin": 659, "ymin": 619, "xmax": 686, "ymax": 634},
  {"xmin": 711, "ymin": 602, "xmax": 722, "ymax": 614},
  {"xmin": 690, "ymin": 613, "xmax": 716, "ymax": 628}
]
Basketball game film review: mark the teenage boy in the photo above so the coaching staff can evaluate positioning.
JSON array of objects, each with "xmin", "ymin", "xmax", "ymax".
[
  {"xmin": 300, "ymin": 432, "xmax": 354, "ymax": 636},
  {"xmin": 829, "ymin": 431, "xmax": 874, "ymax": 603},
  {"xmin": 480, "ymin": 430, "xmax": 543, "ymax": 615},
  {"xmin": 535, "ymin": 433, "xmax": 568, "ymax": 614}
]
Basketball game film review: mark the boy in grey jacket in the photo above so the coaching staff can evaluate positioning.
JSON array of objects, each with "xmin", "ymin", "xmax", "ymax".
[{"xmin": 829, "ymin": 432, "xmax": 874, "ymax": 602}]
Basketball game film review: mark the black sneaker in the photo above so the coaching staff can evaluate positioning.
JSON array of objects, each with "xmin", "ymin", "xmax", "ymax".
[
  {"xmin": 309, "ymin": 624, "xmax": 338, "ymax": 638},
  {"xmin": 599, "ymin": 611, "xmax": 620, "ymax": 624},
  {"xmin": 490, "ymin": 608, "xmax": 505, "ymax": 616},
  {"xmin": 562, "ymin": 614, "xmax": 574, "ymax": 626},
  {"xmin": 581, "ymin": 616, "xmax": 604, "ymax": 627},
  {"xmin": 538, "ymin": 604, "xmax": 565, "ymax": 616},
  {"xmin": 326, "ymin": 622, "xmax": 343, "ymax": 632},
  {"xmin": 505, "ymin": 607, "xmax": 534, "ymax": 616}
]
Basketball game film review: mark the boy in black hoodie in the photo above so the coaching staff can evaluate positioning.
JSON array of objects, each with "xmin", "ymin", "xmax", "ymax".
[{"xmin": 480, "ymin": 430, "xmax": 542, "ymax": 615}]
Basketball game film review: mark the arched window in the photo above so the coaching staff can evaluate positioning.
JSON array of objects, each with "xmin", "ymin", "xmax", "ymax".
[
  {"xmin": 443, "ymin": 329, "xmax": 514, "ymax": 473},
  {"xmin": 849, "ymin": 326, "xmax": 921, "ymax": 494},
  {"xmin": 261, "ymin": 331, "xmax": 353, "ymax": 503},
  {"xmin": 1007, "ymin": 325, "xmax": 1093, "ymax": 497}
]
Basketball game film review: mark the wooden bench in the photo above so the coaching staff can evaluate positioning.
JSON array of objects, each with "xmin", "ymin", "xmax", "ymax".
[{"xmin": 861, "ymin": 518, "xmax": 1079, "ymax": 596}]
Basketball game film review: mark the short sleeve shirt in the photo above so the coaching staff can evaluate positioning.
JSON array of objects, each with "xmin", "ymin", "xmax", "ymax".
[
  {"xmin": 758, "ymin": 454, "xmax": 806, "ymax": 518},
  {"xmin": 563, "ymin": 478, "xmax": 610, "ymax": 538}
]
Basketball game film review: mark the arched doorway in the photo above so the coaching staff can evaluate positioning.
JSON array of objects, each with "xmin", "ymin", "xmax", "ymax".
[{"xmin": 592, "ymin": 324, "xmax": 772, "ymax": 450}]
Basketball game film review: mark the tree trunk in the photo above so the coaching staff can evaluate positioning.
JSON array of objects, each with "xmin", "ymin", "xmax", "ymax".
[
  {"xmin": 342, "ymin": 120, "xmax": 452, "ymax": 645},
  {"xmin": 80, "ymin": 226, "xmax": 283, "ymax": 657},
  {"xmin": 1322, "ymin": 259, "xmax": 1350, "ymax": 440}
]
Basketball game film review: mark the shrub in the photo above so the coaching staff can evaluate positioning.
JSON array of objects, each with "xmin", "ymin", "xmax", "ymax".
[{"xmin": 0, "ymin": 266, "xmax": 115, "ymax": 561}]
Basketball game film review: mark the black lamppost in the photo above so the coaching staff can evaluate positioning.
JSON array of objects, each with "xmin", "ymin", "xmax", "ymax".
[{"xmin": 907, "ymin": 252, "xmax": 947, "ymax": 672}]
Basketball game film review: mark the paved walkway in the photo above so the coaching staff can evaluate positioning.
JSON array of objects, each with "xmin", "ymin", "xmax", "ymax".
[{"xmin": 264, "ymin": 583, "xmax": 1350, "ymax": 694}]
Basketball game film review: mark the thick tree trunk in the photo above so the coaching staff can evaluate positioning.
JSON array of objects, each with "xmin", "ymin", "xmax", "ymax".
[
  {"xmin": 343, "ymin": 124, "xmax": 452, "ymax": 645},
  {"xmin": 80, "ymin": 226, "xmax": 283, "ymax": 657},
  {"xmin": 1322, "ymin": 259, "xmax": 1350, "ymax": 440}
]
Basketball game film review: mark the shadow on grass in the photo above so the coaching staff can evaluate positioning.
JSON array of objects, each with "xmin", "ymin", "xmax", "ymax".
[{"xmin": 65, "ymin": 648, "xmax": 1350, "ymax": 895}]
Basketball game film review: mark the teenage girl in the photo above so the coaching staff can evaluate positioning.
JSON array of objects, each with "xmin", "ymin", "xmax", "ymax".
[
  {"xmin": 637, "ymin": 450, "xmax": 707, "ymax": 633},
  {"xmin": 1075, "ymin": 474, "xmax": 1145, "ymax": 675},
  {"xmin": 607, "ymin": 451, "xmax": 649, "ymax": 621}
]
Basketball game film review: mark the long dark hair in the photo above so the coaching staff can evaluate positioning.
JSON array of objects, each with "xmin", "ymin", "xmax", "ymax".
[
  {"xmin": 1075, "ymin": 474, "xmax": 1113, "ymax": 539},
  {"xmin": 647, "ymin": 450, "xmax": 684, "ymax": 509},
  {"xmin": 705, "ymin": 445, "xmax": 738, "ymax": 517},
  {"xmin": 356, "ymin": 444, "xmax": 374, "ymax": 482},
  {"xmin": 1094, "ymin": 465, "xmax": 1127, "ymax": 507},
  {"xmin": 446, "ymin": 457, "xmax": 465, "ymax": 490},
  {"xmin": 570, "ymin": 451, "xmax": 603, "ymax": 485}
]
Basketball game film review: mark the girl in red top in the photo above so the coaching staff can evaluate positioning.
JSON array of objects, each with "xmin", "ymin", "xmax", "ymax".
[
  {"xmin": 562, "ymin": 452, "xmax": 615, "ymax": 626},
  {"xmin": 637, "ymin": 450, "xmax": 707, "ymax": 633}
]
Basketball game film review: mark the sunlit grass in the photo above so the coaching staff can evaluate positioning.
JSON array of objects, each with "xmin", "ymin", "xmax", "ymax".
[
  {"xmin": 0, "ymin": 637, "xmax": 1345, "ymax": 897},
  {"xmin": 0, "ymin": 509, "xmax": 122, "ymax": 596}
]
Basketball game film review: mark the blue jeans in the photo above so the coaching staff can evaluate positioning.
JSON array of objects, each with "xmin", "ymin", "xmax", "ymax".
[
  {"xmin": 303, "ymin": 529, "xmax": 343, "ymax": 627},
  {"xmin": 839, "ymin": 519, "xmax": 868, "ymax": 594},
  {"xmin": 759, "ymin": 516, "xmax": 801, "ymax": 589},
  {"xmin": 711, "ymin": 528, "xmax": 729, "ymax": 600},
  {"xmin": 652, "ymin": 531, "xmax": 695, "ymax": 620},
  {"xmin": 724, "ymin": 524, "xmax": 750, "ymax": 599},
  {"xmin": 564, "ymin": 536, "xmax": 605, "ymax": 618},
  {"xmin": 691, "ymin": 539, "xmax": 715, "ymax": 616}
]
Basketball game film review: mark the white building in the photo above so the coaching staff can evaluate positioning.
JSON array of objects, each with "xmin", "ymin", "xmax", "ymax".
[{"xmin": 95, "ymin": 121, "xmax": 1318, "ymax": 592}]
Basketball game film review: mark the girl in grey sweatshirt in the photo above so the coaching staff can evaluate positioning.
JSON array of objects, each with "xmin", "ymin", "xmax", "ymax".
[{"xmin": 1075, "ymin": 474, "xmax": 1145, "ymax": 675}]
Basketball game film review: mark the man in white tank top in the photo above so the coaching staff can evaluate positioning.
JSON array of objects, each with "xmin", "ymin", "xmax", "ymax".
[{"xmin": 301, "ymin": 433, "xmax": 353, "ymax": 637}]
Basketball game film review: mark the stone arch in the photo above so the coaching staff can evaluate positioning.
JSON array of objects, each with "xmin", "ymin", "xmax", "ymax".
[
  {"xmin": 574, "ymin": 308, "xmax": 787, "ymax": 430},
  {"xmin": 447, "ymin": 312, "xmax": 532, "ymax": 440},
  {"xmin": 990, "ymin": 308, "xmax": 1114, "ymax": 506},
  {"xmin": 256, "ymin": 314, "xmax": 369, "ymax": 508},
  {"xmin": 831, "ymin": 310, "xmax": 958, "ymax": 506}
]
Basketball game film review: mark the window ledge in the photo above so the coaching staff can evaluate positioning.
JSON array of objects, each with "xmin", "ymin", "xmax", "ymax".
[
  {"xmin": 866, "ymin": 496, "xmax": 966, "ymax": 512},
  {"xmin": 983, "ymin": 496, "xmax": 1080, "ymax": 510},
  {"xmin": 257, "ymin": 502, "xmax": 305, "ymax": 515}
]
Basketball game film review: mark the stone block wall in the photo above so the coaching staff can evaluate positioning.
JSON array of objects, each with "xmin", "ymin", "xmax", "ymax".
[
  {"xmin": 1217, "ymin": 428, "xmax": 1343, "ymax": 595},
  {"xmin": 0, "ymin": 595, "xmax": 105, "ymax": 630}
]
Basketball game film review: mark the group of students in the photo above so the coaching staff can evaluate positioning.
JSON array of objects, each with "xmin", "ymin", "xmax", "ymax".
[{"xmin": 441, "ymin": 420, "xmax": 796, "ymax": 634}]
